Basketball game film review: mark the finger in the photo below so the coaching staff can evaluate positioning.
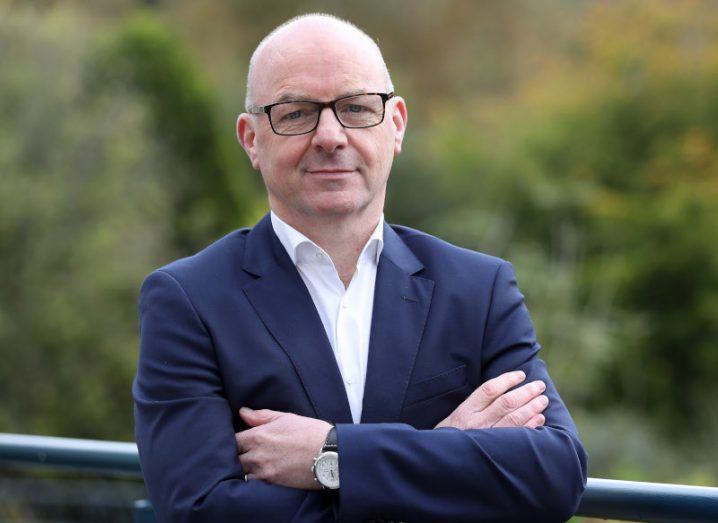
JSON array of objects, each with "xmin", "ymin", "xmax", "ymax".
[
  {"xmin": 463, "ymin": 371, "xmax": 527, "ymax": 412},
  {"xmin": 478, "ymin": 381, "xmax": 546, "ymax": 427},
  {"xmin": 238, "ymin": 450, "xmax": 255, "ymax": 473},
  {"xmin": 492, "ymin": 394, "xmax": 548, "ymax": 428},
  {"xmin": 240, "ymin": 407, "xmax": 282, "ymax": 427},
  {"xmin": 524, "ymin": 413, "xmax": 545, "ymax": 429},
  {"xmin": 235, "ymin": 431, "xmax": 250, "ymax": 453}
]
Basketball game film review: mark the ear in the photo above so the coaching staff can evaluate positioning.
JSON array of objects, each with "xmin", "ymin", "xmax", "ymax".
[
  {"xmin": 389, "ymin": 96, "xmax": 408, "ymax": 155},
  {"xmin": 237, "ymin": 113, "xmax": 261, "ymax": 171}
]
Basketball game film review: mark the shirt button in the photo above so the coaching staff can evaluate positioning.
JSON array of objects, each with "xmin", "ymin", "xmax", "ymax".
[
  {"xmin": 341, "ymin": 302, "xmax": 348, "ymax": 309},
  {"xmin": 346, "ymin": 378, "xmax": 354, "ymax": 385},
  {"xmin": 315, "ymin": 252, "xmax": 323, "ymax": 260}
]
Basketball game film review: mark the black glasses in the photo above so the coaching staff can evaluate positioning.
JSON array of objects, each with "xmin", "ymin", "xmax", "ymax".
[{"xmin": 248, "ymin": 92, "xmax": 394, "ymax": 136}]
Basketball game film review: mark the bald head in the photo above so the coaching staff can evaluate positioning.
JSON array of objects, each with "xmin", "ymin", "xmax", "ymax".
[{"xmin": 245, "ymin": 14, "xmax": 394, "ymax": 109}]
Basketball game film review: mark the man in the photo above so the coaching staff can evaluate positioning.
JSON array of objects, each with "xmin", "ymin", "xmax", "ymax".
[{"xmin": 134, "ymin": 14, "xmax": 587, "ymax": 523}]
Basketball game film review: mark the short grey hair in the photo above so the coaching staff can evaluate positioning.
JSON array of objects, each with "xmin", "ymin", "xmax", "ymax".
[{"xmin": 245, "ymin": 13, "xmax": 394, "ymax": 110}]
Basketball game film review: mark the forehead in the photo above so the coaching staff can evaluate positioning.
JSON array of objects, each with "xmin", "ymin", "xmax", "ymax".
[{"xmin": 253, "ymin": 20, "xmax": 387, "ymax": 103}]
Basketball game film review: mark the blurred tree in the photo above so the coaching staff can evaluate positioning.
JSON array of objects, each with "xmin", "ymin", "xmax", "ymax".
[
  {"xmin": 391, "ymin": 2, "xmax": 718, "ymax": 442},
  {"xmin": 88, "ymin": 12, "xmax": 258, "ymax": 252},
  {"xmin": 0, "ymin": 7, "xmax": 257, "ymax": 439},
  {"xmin": 501, "ymin": 77, "xmax": 718, "ymax": 438}
]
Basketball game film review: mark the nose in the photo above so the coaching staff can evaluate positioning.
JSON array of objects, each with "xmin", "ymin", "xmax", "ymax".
[{"xmin": 311, "ymin": 107, "xmax": 348, "ymax": 153}]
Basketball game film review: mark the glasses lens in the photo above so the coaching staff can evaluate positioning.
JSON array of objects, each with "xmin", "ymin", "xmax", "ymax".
[
  {"xmin": 270, "ymin": 102, "xmax": 320, "ymax": 135},
  {"xmin": 335, "ymin": 95, "xmax": 384, "ymax": 128}
]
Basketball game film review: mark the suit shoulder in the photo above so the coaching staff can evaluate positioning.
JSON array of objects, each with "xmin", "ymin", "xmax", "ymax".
[
  {"xmin": 148, "ymin": 227, "xmax": 251, "ymax": 284},
  {"xmin": 389, "ymin": 223, "xmax": 506, "ymax": 271}
]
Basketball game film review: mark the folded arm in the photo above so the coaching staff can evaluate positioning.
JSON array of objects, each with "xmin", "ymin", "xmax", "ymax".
[
  {"xmin": 235, "ymin": 369, "xmax": 549, "ymax": 488},
  {"xmin": 333, "ymin": 262, "xmax": 588, "ymax": 522},
  {"xmin": 133, "ymin": 270, "xmax": 334, "ymax": 523},
  {"xmin": 136, "ymin": 260, "xmax": 587, "ymax": 522},
  {"xmin": 235, "ymin": 262, "xmax": 587, "ymax": 522}
]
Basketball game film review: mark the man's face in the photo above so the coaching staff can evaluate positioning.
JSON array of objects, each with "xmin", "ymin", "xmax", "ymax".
[{"xmin": 238, "ymin": 24, "xmax": 407, "ymax": 223}]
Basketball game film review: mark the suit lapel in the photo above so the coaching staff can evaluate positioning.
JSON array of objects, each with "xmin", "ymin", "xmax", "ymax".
[
  {"xmin": 361, "ymin": 225, "xmax": 435, "ymax": 423},
  {"xmin": 240, "ymin": 215, "xmax": 353, "ymax": 424}
]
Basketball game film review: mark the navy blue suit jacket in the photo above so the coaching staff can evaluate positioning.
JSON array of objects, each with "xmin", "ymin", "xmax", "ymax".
[{"xmin": 133, "ymin": 214, "xmax": 588, "ymax": 522}]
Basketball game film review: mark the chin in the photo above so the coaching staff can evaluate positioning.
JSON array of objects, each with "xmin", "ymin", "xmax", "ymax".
[
  {"xmin": 306, "ymin": 194, "xmax": 366, "ymax": 216},
  {"xmin": 310, "ymin": 204, "xmax": 359, "ymax": 217}
]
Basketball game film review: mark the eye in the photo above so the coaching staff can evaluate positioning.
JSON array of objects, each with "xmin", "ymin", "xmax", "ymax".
[
  {"xmin": 283, "ymin": 110, "xmax": 303, "ymax": 121},
  {"xmin": 341, "ymin": 104, "xmax": 368, "ymax": 114}
]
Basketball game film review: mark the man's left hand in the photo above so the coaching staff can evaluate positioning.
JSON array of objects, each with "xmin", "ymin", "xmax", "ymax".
[{"xmin": 235, "ymin": 407, "xmax": 332, "ymax": 489}]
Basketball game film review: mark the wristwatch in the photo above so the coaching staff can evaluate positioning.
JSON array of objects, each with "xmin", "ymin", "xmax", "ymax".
[{"xmin": 312, "ymin": 426, "xmax": 339, "ymax": 489}]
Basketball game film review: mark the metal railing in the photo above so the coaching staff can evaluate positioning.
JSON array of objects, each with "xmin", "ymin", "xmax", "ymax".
[{"xmin": 2, "ymin": 432, "xmax": 717, "ymax": 523}]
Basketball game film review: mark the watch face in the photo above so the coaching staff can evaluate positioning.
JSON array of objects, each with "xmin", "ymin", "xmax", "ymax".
[{"xmin": 314, "ymin": 451, "xmax": 340, "ymax": 489}]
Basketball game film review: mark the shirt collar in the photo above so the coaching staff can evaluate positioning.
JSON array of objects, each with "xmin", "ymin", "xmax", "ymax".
[{"xmin": 270, "ymin": 211, "xmax": 384, "ymax": 267}]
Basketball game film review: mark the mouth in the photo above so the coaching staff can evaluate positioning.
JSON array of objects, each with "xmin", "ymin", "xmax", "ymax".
[{"xmin": 305, "ymin": 168, "xmax": 357, "ymax": 176}]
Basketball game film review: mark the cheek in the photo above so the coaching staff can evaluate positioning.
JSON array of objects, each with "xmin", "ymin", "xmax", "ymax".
[
  {"xmin": 368, "ymin": 132, "xmax": 397, "ymax": 174},
  {"xmin": 356, "ymin": 129, "xmax": 394, "ymax": 166},
  {"xmin": 258, "ymin": 136, "xmax": 307, "ymax": 171}
]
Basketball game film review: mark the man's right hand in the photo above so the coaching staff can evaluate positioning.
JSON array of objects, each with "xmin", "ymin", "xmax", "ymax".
[{"xmin": 435, "ymin": 371, "xmax": 547, "ymax": 430}]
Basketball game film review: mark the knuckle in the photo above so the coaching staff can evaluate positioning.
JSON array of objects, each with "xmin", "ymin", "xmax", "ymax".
[
  {"xmin": 480, "ymin": 381, "xmax": 497, "ymax": 398},
  {"xmin": 242, "ymin": 435, "xmax": 256, "ymax": 449},
  {"xmin": 499, "ymin": 394, "xmax": 518, "ymax": 411},
  {"xmin": 505, "ymin": 412, "xmax": 523, "ymax": 426},
  {"xmin": 252, "ymin": 428, "xmax": 267, "ymax": 443},
  {"xmin": 263, "ymin": 464, "xmax": 277, "ymax": 483}
]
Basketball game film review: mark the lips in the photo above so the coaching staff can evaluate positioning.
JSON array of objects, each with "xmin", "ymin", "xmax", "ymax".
[
  {"xmin": 306, "ymin": 168, "xmax": 356, "ymax": 174},
  {"xmin": 305, "ymin": 168, "xmax": 358, "ymax": 177}
]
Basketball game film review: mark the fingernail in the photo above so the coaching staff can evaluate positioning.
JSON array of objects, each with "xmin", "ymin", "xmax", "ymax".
[
  {"xmin": 539, "ymin": 395, "xmax": 549, "ymax": 406},
  {"xmin": 535, "ymin": 380, "xmax": 546, "ymax": 391},
  {"xmin": 517, "ymin": 371, "xmax": 526, "ymax": 380},
  {"xmin": 240, "ymin": 407, "xmax": 253, "ymax": 414}
]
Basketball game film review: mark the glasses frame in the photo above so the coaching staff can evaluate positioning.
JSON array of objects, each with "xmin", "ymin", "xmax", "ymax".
[{"xmin": 248, "ymin": 92, "xmax": 395, "ymax": 136}]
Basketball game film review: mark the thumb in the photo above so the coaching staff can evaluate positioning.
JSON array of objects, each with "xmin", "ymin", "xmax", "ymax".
[{"xmin": 239, "ymin": 407, "xmax": 281, "ymax": 427}]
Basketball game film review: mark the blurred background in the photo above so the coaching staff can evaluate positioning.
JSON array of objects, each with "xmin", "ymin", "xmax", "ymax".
[{"xmin": 1, "ymin": 0, "xmax": 717, "ymax": 520}]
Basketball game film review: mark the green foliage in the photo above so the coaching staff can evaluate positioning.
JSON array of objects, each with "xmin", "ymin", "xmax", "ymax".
[
  {"xmin": 497, "ymin": 76, "xmax": 718, "ymax": 437},
  {"xmin": 0, "ymin": 8, "xmax": 255, "ymax": 440},
  {"xmin": 88, "ymin": 12, "xmax": 257, "ymax": 252},
  {"xmin": 387, "ymin": 0, "xmax": 718, "ymax": 474}
]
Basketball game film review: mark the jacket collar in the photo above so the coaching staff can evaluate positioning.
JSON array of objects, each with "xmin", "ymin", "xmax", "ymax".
[{"xmin": 240, "ymin": 213, "xmax": 433, "ymax": 424}]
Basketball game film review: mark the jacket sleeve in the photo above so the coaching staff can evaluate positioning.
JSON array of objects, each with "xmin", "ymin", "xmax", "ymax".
[
  {"xmin": 133, "ymin": 270, "xmax": 334, "ymax": 523},
  {"xmin": 336, "ymin": 261, "xmax": 588, "ymax": 523}
]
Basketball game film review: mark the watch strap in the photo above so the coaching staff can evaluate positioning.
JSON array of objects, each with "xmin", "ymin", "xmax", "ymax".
[{"xmin": 322, "ymin": 426, "xmax": 338, "ymax": 452}]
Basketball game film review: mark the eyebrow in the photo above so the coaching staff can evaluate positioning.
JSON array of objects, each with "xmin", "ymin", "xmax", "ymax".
[{"xmin": 272, "ymin": 89, "xmax": 369, "ymax": 104}]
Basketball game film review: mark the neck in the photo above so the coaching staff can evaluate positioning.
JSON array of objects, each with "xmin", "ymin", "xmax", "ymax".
[{"xmin": 272, "ymin": 207, "xmax": 382, "ymax": 287}]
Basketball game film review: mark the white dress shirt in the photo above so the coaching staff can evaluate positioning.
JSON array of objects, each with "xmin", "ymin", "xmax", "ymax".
[{"xmin": 270, "ymin": 211, "xmax": 384, "ymax": 423}]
